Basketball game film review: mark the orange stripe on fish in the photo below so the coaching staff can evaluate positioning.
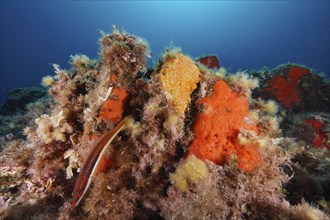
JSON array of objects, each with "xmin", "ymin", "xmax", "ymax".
[{"xmin": 72, "ymin": 116, "xmax": 131, "ymax": 207}]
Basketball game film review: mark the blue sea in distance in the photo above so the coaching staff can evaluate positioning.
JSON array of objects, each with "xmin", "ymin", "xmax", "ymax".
[{"xmin": 0, "ymin": 1, "xmax": 329, "ymax": 103}]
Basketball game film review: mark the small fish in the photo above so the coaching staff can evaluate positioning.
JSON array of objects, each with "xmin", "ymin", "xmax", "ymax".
[
  {"xmin": 197, "ymin": 55, "xmax": 220, "ymax": 69},
  {"xmin": 72, "ymin": 117, "xmax": 131, "ymax": 207}
]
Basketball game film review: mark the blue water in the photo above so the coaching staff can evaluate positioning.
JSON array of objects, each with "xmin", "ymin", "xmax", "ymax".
[{"xmin": 1, "ymin": 1, "xmax": 329, "ymax": 104}]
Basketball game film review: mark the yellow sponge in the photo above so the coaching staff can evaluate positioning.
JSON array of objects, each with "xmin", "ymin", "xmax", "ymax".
[
  {"xmin": 171, "ymin": 155, "xmax": 210, "ymax": 192},
  {"xmin": 159, "ymin": 53, "xmax": 201, "ymax": 116}
]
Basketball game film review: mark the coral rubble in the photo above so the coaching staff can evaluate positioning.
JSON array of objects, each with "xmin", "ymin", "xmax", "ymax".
[{"xmin": 0, "ymin": 28, "xmax": 329, "ymax": 220}]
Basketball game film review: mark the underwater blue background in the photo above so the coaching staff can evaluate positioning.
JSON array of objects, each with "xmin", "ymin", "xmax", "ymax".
[{"xmin": 1, "ymin": 1, "xmax": 329, "ymax": 104}]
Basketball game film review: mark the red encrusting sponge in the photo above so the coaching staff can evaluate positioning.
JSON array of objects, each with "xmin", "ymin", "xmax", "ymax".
[
  {"xmin": 263, "ymin": 66, "xmax": 309, "ymax": 110},
  {"xmin": 197, "ymin": 55, "xmax": 220, "ymax": 69}
]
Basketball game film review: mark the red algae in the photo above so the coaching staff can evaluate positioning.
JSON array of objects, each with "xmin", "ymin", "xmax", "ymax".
[
  {"xmin": 188, "ymin": 80, "xmax": 261, "ymax": 172},
  {"xmin": 197, "ymin": 55, "xmax": 220, "ymax": 69},
  {"xmin": 99, "ymin": 87, "xmax": 128, "ymax": 122},
  {"xmin": 263, "ymin": 66, "xmax": 309, "ymax": 110}
]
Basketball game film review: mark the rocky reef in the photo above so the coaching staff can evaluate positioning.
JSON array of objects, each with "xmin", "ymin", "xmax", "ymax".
[
  {"xmin": 0, "ymin": 87, "xmax": 49, "ymax": 150},
  {"xmin": 0, "ymin": 27, "xmax": 329, "ymax": 220}
]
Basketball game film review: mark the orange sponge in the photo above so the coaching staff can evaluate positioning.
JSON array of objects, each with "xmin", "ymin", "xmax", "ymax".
[
  {"xmin": 99, "ymin": 87, "xmax": 128, "ymax": 122},
  {"xmin": 188, "ymin": 80, "xmax": 261, "ymax": 172}
]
